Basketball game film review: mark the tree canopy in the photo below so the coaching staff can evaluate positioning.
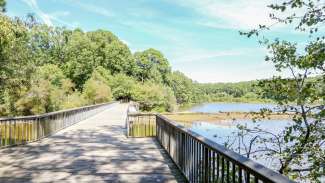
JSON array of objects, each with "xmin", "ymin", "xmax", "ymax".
[
  {"xmin": 0, "ymin": 0, "xmax": 5, "ymax": 12},
  {"xmin": 0, "ymin": 2, "xmax": 279, "ymax": 118}
]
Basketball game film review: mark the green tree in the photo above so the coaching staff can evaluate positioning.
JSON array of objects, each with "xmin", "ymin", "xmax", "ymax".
[
  {"xmin": 29, "ymin": 25, "xmax": 70, "ymax": 66},
  {"xmin": 61, "ymin": 92, "xmax": 87, "ymax": 109},
  {"xmin": 0, "ymin": 0, "xmax": 5, "ymax": 12},
  {"xmin": 166, "ymin": 71, "xmax": 194, "ymax": 104},
  {"xmin": 87, "ymin": 30, "xmax": 135, "ymax": 75},
  {"xmin": 15, "ymin": 64, "xmax": 74, "ymax": 115},
  {"xmin": 134, "ymin": 48, "xmax": 171, "ymax": 83},
  {"xmin": 101, "ymin": 40, "xmax": 135, "ymax": 75},
  {"xmin": 163, "ymin": 86, "xmax": 178, "ymax": 112},
  {"xmin": 0, "ymin": 15, "xmax": 33, "ymax": 115},
  {"xmin": 82, "ymin": 69, "xmax": 113, "ymax": 104},
  {"xmin": 0, "ymin": 14, "xmax": 183, "ymax": 115},
  {"xmin": 133, "ymin": 82, "xmax": 175, "ymax": 112},
  {"xmin": 109, "ymin": 73, "xmax": 137, "ymax": 101},
  {"xmin": 61, "ymin": 29, "xmax": 98, "ymax": 89}
]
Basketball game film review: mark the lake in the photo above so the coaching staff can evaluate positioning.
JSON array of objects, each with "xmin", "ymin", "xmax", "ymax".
[
  {"xmin": 182, "ymin": 103, "xmax": 288, "ymax": 145},
  {"xmin": 180, "ymin": 103, "xmax": 290, "ymax": 169},
  {"xmin": 187, "ymin": 119, "xmax": 290, "ymax": 145}
]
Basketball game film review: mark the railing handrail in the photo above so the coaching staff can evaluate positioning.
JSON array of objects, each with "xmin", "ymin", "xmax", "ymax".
[
  {"xmin": 0, "ymin": 101, "xmax": 117, "ymax": 121},
  {"xmin": 127, "ymin": 112, "xmax": 157, "ymax": 116},
  {"xmin": 155, "ymin": 114, "xmax": 295, "ymax": 183},
  {"xmin": 1, "ymin": 101, "xmax": 117, "ymax": 148}
]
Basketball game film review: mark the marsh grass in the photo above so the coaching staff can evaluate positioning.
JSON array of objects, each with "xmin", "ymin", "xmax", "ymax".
[{"xmin": 163, "ymin": 112, "xmax": 291, "ymax": 123}]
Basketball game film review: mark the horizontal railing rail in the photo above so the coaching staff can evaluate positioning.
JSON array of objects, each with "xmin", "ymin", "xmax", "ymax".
[
  {"xmin": 126, "ymin": 112, "xmax": 295, "ymax": 183},
  {"xmin": 0, "ymin": 101, "xmax": 117, "ymax": 148}
]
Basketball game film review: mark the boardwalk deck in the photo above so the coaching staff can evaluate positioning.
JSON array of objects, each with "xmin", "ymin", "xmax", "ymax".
[{"xmin": 0, "ymin": 103, "xmax": 185, "ymax": 183}]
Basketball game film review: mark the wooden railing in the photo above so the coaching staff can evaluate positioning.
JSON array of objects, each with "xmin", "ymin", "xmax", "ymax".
[
  {"xmin": 0, "ymin": 102, "xmax": 116, "ymax": 148},
  {"xmin": 126, "ymin": 113, "xmax": 156, "ymax": 137},
  {"xmin": 127, "ymin": 112, "xmax": 296, "ymax": 183}
]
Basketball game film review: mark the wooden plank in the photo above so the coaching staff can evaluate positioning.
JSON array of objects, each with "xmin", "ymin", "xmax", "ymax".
[{"xmin": 0, "ymin": 104, "xmax": 185, "ymax": 183}]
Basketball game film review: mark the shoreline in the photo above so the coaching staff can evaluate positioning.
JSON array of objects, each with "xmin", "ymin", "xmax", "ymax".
[
  {"xmin": 163, "ymin": 112, "xmax": 292, "ymax": 123},
  {"xmin": 178, "ymin": 101, "xmax": 276, "ymax": 112}
]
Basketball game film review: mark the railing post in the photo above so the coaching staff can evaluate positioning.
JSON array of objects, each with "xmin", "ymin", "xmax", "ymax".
[
  {"xmin": 181, "ymin": 132, "xmax": 185, "ymax": 171},
  {"xmin": 126, "ymin": 115, "xmax": 129, "ymax": 137},
  {"xmin": 168, "ymin": 125, "xmax": 171, "ymax": 154}
]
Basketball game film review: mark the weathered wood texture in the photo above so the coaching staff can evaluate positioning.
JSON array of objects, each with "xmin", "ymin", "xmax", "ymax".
[
  {"xmin": 127, "ymin": 112, "xmax": 295, "ymax": 183},
  {"xmin": 0, "ymin": 104, "xmax": 185, "ymax": 183},
  {"xmin": 0, "ymin": 102, "xmax": 116, "ymax": 148},
  {"xmin": 156, "ymin": 114, "xmax": 295, "ymax": 183}
]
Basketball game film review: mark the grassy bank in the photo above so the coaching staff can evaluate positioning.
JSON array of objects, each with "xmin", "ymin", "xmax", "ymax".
[
  {"xmin": 179, "ymin": 98, "xmax": 274, "ymax": 112},
  {"xmin": 163, "ymin": 112, "xmax": 291, "ymax": 123}
]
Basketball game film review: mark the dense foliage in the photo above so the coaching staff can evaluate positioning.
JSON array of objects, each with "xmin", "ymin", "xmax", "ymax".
[
  {"xmin": 0, "ymin": 12, "xmax": 269, "ymax": 116},
  {"xmin": 194, "ymin": 81, "xmax": 271, "ymax": 103},
  {"xmin": 0, "ymin": 0, "xmax": 5, "ymax": 12},
  {"xmin": 234, "ymin": 0, "xmax": 324, "ymax": 181}
]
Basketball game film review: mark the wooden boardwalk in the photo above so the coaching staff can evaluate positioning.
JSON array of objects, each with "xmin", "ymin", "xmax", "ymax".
[{"xmin": 0, "ymin": 104, "xmax": 185, "ymax": 183}]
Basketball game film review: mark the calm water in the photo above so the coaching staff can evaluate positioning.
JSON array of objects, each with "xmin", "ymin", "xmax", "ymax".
[
  {"xmin": 188, "ymin": 102, "xmax": 276, "ymax": 113},
  {"xmin": 185, "ymin": 103, "xmax": 285, "ymax": 143},
  {"xmin": 188, "ymin": 120, "xmax": 290, "ymax": 145},
  {"xmin": 183, "ymin": 103, "xmax": 289, "ymax": 145},
  {"xmin": 182, "ymin": 103, "xmax": 290, "ymax": 169},
  {"xmin": 184, "ymin": 119, "xmax": 291, "ymax": 170}
]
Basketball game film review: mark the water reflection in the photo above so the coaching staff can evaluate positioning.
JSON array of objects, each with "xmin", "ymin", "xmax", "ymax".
[
  {"xmin": 177, "ymin": 119, "xmax": 292, "ymax": 171},
  {"xmin": 180, "ymin": 119, "xmax": 290, "ymax": 145}
]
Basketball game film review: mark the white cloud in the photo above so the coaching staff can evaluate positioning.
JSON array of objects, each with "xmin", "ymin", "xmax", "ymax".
[
  {"xmin": 176, "ymin": 50, "xmax": 242, "ymax": 63},
  {"xmin": 169, "ymin": 48, "xmax": 264, "ymax": 63},
  {"xmin": 72, "ymin": 1, "xmax": 114, "ymax": 18},
  {"xmin": 22, "ymin": 0, "xmax": 74, "ymax": 27},
  {"xmin": 50, "ymin": 11, "xmax": 70, "ymax": 17},
  {"xmin": 175, "ymin": 0, "xmax": 286, "ymax": 30},
  {"xmin": 49, "ymin": 12, "xmax": 75, "ymax": 27},
  {"xmin": 23, "ymin": 0, "xmax": 53, "ymax": 26},
  {"xmin": 180, "ymin": 61, "xmax": 282, "ymax": 83},
  {"xmin": 186, "ymin": 69, "xmax": 270, "ymax": 83}
]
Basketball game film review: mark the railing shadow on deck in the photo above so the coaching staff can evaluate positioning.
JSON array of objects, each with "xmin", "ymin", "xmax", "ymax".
[
  {"xmin": 0, "ymin": 101, "xmax": 117, "ymax": 148},
  {"xmin": 126, "ymin": 110, "xmax": 296, "ymax": 183}
]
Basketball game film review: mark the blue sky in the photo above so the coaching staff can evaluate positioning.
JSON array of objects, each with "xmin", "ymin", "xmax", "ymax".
[{"xmin": 6, "ymin": 0, "xmax": 313, "ymax": 83}]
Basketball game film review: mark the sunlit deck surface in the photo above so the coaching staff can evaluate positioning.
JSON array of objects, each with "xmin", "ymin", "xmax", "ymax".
[{"xmin": 0, "ymin": 104, "xmax": 185, "ymax": 183}]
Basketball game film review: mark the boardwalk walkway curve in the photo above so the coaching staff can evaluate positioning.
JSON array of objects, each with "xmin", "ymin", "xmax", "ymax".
[{"xmin": 0, "ymin": 103, "xmax": 184, "ymax": 183}]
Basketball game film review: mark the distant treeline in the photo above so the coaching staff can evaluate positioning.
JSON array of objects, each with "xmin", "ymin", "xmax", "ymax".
[
  {"xmin": 194, "ymin": 81, "xmax": 273, "ymax": 104},
  {"xmin": 0, "ymin": 15, "xmax": 269, "ymax": 116}
]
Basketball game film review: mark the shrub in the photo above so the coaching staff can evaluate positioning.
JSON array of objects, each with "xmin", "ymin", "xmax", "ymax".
[{"xmin": 82, "ymin": 70, "xmax": 112, "ymax": 104}]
